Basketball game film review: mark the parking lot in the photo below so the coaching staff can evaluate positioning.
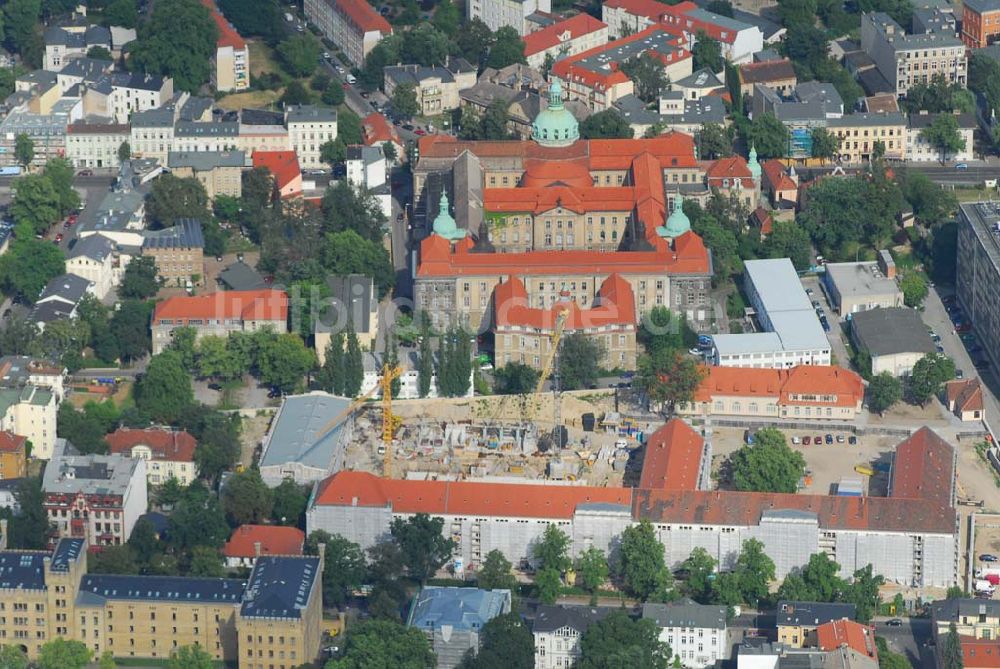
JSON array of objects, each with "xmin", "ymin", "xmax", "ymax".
[
  {"xmin": 708, "ymin": 427, "xmax": 900, "ymax": 497},
  {"xmin": 972, "ymin": 515, "xmax": 1000, "ymax": 598}
]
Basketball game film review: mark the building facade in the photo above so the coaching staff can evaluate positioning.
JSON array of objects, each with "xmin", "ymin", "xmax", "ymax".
[
  {"xmin": 151, "ymin": 289, "xmax": 290, "ymax": 354},
  {"xmin": 0, "ymin": 432, "xmax": 26, "ymax": 480},
  {"xmin": 42, "ymin": 448, "xmax": 148, "ymax": 549},
  {"xmin": 956, "ymin": 202, "xmax": 1000, "ymax": 374},
  {"xmin": 533, "ymin": 605, "xmax": 610, "ymax": 669},
  {"xmin": 65, "ymin": 122, "xmax": 130, "ymax": 168},
  {"xmin": 203, "ymin": 0, "xmax": 250, "ymax": 92},
  {"xmin": 383, "ymin": 59, "xmax": 478, "ymax": 117},
  {"xmin": 907, "ymin": 112, "xmax": 975, "ymax": 162},
  {"xmin": 167, "ymin": 151, "xmax": 245, "ymax": 200},
  {"xmin": 643, "ymin": 600, "xmax": 728, "ymax": 668},
  {"xmin": 776, "ymin": 601, "xmax": 857, "ymax": 648},
  {"xmin": 861, "ymin": 12, "xmax": 967, "ymax": 97},
  {"xmin": 467, "ymin": 0, "xmax": 551, "ymax": 35},
  {"xmin": 523, "ymin": 14, "xmax": 609, "ymax": 69},
  {"xmin": 304, "ymin": 0, "xmax": 392, "ymax": 65},
  {"xmin": 961, "ymin": 0, "xmax": 1000, "ymax": 48},
  {"xmin": 827, "ymin": 112, "xmax": 907, "ymax": 163},
  {"xmin": 141, "ymin": 218, "xmax": 206, "ymax": 288},
  {"xmin": 286, "ymin": 105, "xmax": 338, "ymax": 169}
]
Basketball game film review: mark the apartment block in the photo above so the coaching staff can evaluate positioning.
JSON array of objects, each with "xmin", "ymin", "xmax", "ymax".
[
  {"xmin": 65, "ymin": 122, "xmax": 130, "ymax": 168},
  {"xmin": 643, "ymin": 600, "xmax": 728, "ymax": 668},
  {"xmin": 961, "ymin": 0, "xmax": 1000, "ymax": 48},
  {"xmin": 142, "ymin": 218, "xmax": 206, "ymax": 288},
  {"xmin": 151, "ymin": 289, "xmax": 289, "ymax": 354},
  {"xmin": 202, "ymin": 0, "xmax": 250, "ymax": 91},
  {"xmin": 304, "ymin": 0, "xmax": 392, "ymax": 65},
  {"xmin": 167, "ymin": 151, "xmax": 246, "ymax": 200},
  {"xmin": 467, "ymin": 0, "xmax": 551, "ymax": 36},
  {"xmin": 826, "ymin": 112, "xmax": 907, "ymax": 163},
  {"xmin": 861, "ymin": 12, "xmax": 966, "ymax": 96},
  {"xmin": 383, "ymin": 59, "xmax": 477, "ymax": 117},
  {"xmin": 907, "ymin": 111, "xmax": 975, "ymax": 162},
  {"xmin": 522, "ymin": 14, "xmax": 609, "ymax": 69},
  {"xmin": 105, "ymin": 428, "xmax": 199, "ymax": 486},
  {"xmin": 286, "ymin": 105, "xmax": 338, "ymax": 169},
  {"xmin": 956, "ymin": 202, "xmax": 1000, "ymax": 373}
]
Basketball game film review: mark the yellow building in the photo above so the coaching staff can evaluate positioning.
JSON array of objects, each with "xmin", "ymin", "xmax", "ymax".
[
  {"xmin": 776, "ymin": 601, "xmax": 858, "ymax": 648},
  {"xmin": 167, "ymin": 151, "xmax": 245, "ymax": 200},
  {"xmin": 0, "ymin": 432, "xmax": 26, "ymax": 480},
  {"xmin": 827, "ymin": 112, "xmax": 907, "ymax": 164},
  {"xmin": 0, "ymin": 536, "xmax": 322, "ymax": 669}
]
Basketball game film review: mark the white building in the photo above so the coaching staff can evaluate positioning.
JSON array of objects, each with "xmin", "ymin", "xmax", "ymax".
[
  {"xmin": 259, "ymin": 393, "xmax": 355, "ymax": 487},
  {"xmin": 643, "ymin": 600, "xmax": 728, "ymax": 669},
  {"xmin": 65, "ymin": 122, "xmax": 131, "ymax": 168},
  {"xmin": 65, "ymin": 235, "xmax": 118, "ymax": 301},
  {"xmin": 533, "ymin": 605, "xmax": 611, "ymax": 669},
  {"xmin": 346, "ymin": 144, "xmax": 391, "ymax": 218},
  {"xmin": 304, "ymin": 0, "xmax": 392, "ymax": 66},
  {"xmin": 861, "ymin": 12, "xmax": 967, "ymax": 97},
  {"xmin": 286, "ymin": 105, "xmax": 338, "ymax": 169},
  {"xmin": 712, "ymin": 258, "xmax": 831, "ymax": 368},
  {"xmin": 105, "ymin": 428, "xmax": 199, "ymax": 486},
  {"xmin": 523, "ymin": 14, "xmax": 609, "ymax": 70},
  {"xmin": 0, "ymin": 386, "xmax": 58, "ymax": 461},
  {"xmin": 468, "ymin": 0, "xmax": 551, "ymax": 36},
  {"xmin": 907, "ymin": 112, "xmax": 976, "ymax": 162}
]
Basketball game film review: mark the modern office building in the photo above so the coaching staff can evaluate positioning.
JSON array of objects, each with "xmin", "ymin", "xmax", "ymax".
[{"xmin": 956, "ymin": 202, "xmax": 1000, "ymax": 373}]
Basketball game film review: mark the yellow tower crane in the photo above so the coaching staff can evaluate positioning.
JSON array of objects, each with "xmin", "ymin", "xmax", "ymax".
[
  {"xmin": 311, "ymin": 363, "xmax": 404, "ymax": 477},
  {"xmin": 524, "ymin": 310, "xmax": 568, "ymax": 429}
]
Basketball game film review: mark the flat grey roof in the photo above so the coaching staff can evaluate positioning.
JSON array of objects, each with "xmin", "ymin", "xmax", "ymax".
[
  {"xmin": 825, "ymin": 261, "xmax": 901, "ymax": 298},
  {"xmin": 168, "ymin": 150, "xmax": 246, "ymax": 170},
  {"xmin": 851, "ymin": 307, "xmax": 936, "ymax": 356},
  {"xmin": 744, "ymin": 258, "xmax": 813, "ymax": 313},
  {"xmin": 260, "ymin": 393, "xmax": 353, "ymax": 470},
  {"xmin": 767, "ymin": 311, "xmax": 830, "ymax": 351},
  {"xmin": 712, "ymin": 332, "xmax": 783, "ymax": 355}
]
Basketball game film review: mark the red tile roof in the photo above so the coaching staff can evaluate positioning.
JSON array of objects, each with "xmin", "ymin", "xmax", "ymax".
[
  {"xmin": 333, "ymin": 0, "xmax": 392, "ymax": 35},
  {"xmin": 639, "ymin": 418, "xmax": 704, "ymax": 490},
  {"xmin": 494, "ymin": 273, "xmax": 636, "ymax": 330},
  {"xmin": 705, "ymin": 155, "xmax": 754, "ymax": 188},
  {"xmin": 658, "ymin": 1, "xmax": 747, "ymax": 44},
  {"xmin": 362, "ymin": 112, "xmax": 400, "ymax": 147},
  {"xmin": 313, "ymin": 470, "xmax": 634, "ymax": 519},
  {"xmin": 890, "ymin": 426, "xmax": 955, "ymax": 508},
  {"xmin": 816, "ymin": 620, "xmax": 878, "ymax": 659},
  {"xmin": 223, "ymin": 525, "xmax": 305, "ymax": 559},
  {"xmin": 603, "ymin": 0, "xmax": 673, "ymax": 21},
  {"xmin": 692, "ymin": 365, "xmax": 865, "ymax": 408},
  {"xmin": 201, "ymin": 0, "xmax": 247, "ymax": 50},
  {"xmin": 946, "ymin": 378, "xmax": 984, "ymax": 413},
  {"xmin": 751, "ymin": 206, "xmax": 773, "ymax": 235},
  {"xmin": 739, "ymin": 59, "xmax": 797, "ymax": 85},
  {"xmin": 762, "ymin": 159, "xmax": 797, "ymax": 194},
  {"xmin": 152, "ymin": 289, "xmax": 289, "ymax": 326},
  {"xmin": 0, "ymin": 432, "xmax": 26, "ymax": 453},
  {"xmin": 523, "ymin": 13, "xmax": 608, "ymax": 58},
  {"xmin": 963, "ymin": 637, "xmax": 1000, "ymax": 669},
  {"xmin": 105, "ymin": 428, "xmax": 197, "ymax": 463},
  {"xmin": 252, "ymin": 151, "xmax": 301, "ymax": 194}
]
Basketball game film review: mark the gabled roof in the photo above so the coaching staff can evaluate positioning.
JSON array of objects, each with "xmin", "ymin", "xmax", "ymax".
[
  {"xmin": 67, "ymin": 233, "xmax": 114, "ymax": 262},
  {"xmin": 639, "ymin": 418, "xmax": 704, "ymax": 490},
  {"xmin": 550, "ymin": 25, "xmax": 689, "ymax": 91},
  {"xmin": 705, "ymin": 155, "xmax": 754, "ymax": 188},
  {"xmin": 105, "ymin": 428, "xmax": 197, "ymax": 463},
  {"xmin": 533, "ymin": 605, "xmax": 611, "ymax": 633},
  {"xmin": 252, "ymin": 151, "xmax": 301, "ymax": 195},
  {"xmin": 152, "ymin": 289, "xmax": 289, "ymax": 325},
  {"xmin": 851, "ymin": 307, "xmax": 936, "ymax": 356},
  {"xmin": 762, "ymin": 159, "xmax": 797, "ymax": 193},
  {"xmin": 946, "ymin": 378, "xmax": 984, "ymax": 413},
  {"xmin": 332, "ymin": 0, "xmax": 392, "ymax": 34},
  {"xmin": 362, "ymin": 112, "xmax": 400, "ymax": 146},
  {"xmin": 643, "ymin": 599, "xmax": 727, "ymax": 630},
  {"xmin": 0, "ymin": 432, "xmax": 26, "ymax": 453},
  {"xmin": 692, "ymin": 365, "xmax": 864, "ymax": 408},
  {"xmin": 408, "ymin": 586, "xmax": 510, "ymax": 632},
  {"xmin": 816, "ymin": 619, "xmax": 878, "ymax": 660},
  {"xmin": 890, "ymin": 426, "xmax": 955, "ymax": 508},
  {"xmin": 739, "ymin": 58, "xmax": 797, "ymax": 84},
  {"xmin": 223, "ymin": 525, "xmax": 305, "ymax": 559},
  {"xmin": 494, "ymin": 274, "xmax": 636, "ymax": 330},
  {"xmin": 523, "ymin": 14, "xmax": 608, "ymax": 58},
  {"xmin": 142, "ymin": 218, "xmax": 205, "ymax": 250},
  {"xmin": 201, "ymin": 0, "xmax": 247, "ymax": 50},
  {"xmin": 79, "ymin": 574, "xmax": 246, "ymax": 605},
  {"xmin": 777, "ymin": 601, "xmax": 857, "ymax": 626}
]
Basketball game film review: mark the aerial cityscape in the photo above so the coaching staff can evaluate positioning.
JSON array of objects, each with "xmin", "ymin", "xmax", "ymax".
[{"xmin": 0, "ymin": 0, "xmax": 998, "ymax": 667}]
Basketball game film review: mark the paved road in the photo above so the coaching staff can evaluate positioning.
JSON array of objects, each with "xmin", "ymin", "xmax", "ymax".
[
  {"xmin": 874, "ymin": 617, "xmax": 934, "ymax": 667},
  {"xmin": 795, "ymin": 161, "xmax": 1000, "ymax": 187}
]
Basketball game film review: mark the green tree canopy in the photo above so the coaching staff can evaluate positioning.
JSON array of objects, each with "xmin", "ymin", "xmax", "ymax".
[
  {"xmin": 698, "ymin": 123, "xmax": 732, "ymax": 159},
  {"xmin": 900, "ymin": 271, "xmax": 929, "ymax": 307},
  {"xmin": 222, "ymin": 468, "xmax": 274, "ymax": 525},
  {"xmin": 729, "ymin": 428, "xmax": 805, "ymax": 493},
  {"xmin": 810, "ymin": 127, "xmax": 839, "ymax": 162},
  {"xmin": 306, "ymin": 530, "xmax": 367, "ymax": 609},
  {"xmin": 762, "ymin": 220, "xmax": 813, "ymax": 270},
  {"xmin": 908, "ymin": 352, "xmax": 955, "ymax": 405},
  {"xmin": 218, "ymin": 0, "xmax": 283, "ymax": 40},
  {"xmin": 328, "ymin": 619, "xmax": 436, "ymax": 669},
  {"xmin": 168, "ymin": 481, "xmax": 230, "ymax": 550},
  {"xmin": 620, "ymin": 52, "xmax": 668, "ymax": 102},
  {"xmin": 167, "ymin": 644, "xmax": 214, "ymax": 669},
  {"xmin": 391, "ymin": 83, "xmax": 420, "ymax": 119},
  {"xmin": 919, "ymin": 113, "xmax": 966, "ymax": 163},
  {"xmin": 277, "ymin": 35, "xmax": 320, "ymax": 77},
  {"xmin": 579, "ymin": 109, "xmax": 634, "ymax": 139},
  {"xmin": 494, "ymin": 362, "xmax": 540, "ymax": 395},
  {"xmin": 119, "ymin": 255, "xmax": 160, "ymax": 300},
  {"xmin": 558, "ymin": 332, "xmax": 604, "ymax": 390},
  {"xmin": 136, "ymin": 350, "xmax": 194, "ymax": 423},
  {"xmin": 257, "ymin": 333, "xmax": 315, "ymax": 392},
  {"xmin": 682, "ymin": 547, "xmax": 718, "ymax": 604},
  {"xmin": 14, "ymin": 133, "xmax": 33, "ymax": 168},
  {"xmin": 619, "ymin": 519, "xmax": 668, "ymax": 601},
  {"xmin": 578, "ymin": 610, "xmax": 669, "ymax": 669},
  {"xmin": 692, "ymin": 30, "xmax": 723, "ymax": 72},
  {"xmin": 477, "ymin": 549, "xmax": 518, "ymax": 592},
  {"xmin": 272, "ymin": 478, "xmax": 309, "ymax": 526},
  {"xmin": 0, "ymin": 237, "xmax": 65, "ymax": 303},
  {"xmin": 0, "ymin": 645, "xmax": 29, "ymax": 669},
  {"xmin": 147, "ymin": 174, "xmax": 210, "ymax": 229},
  {"xmin": 868, "ymin": 372, "xmax": 903, "ymax": 415},
  {"xmin": 389, "ymin": 513, "xmax": 455, "ymax": 582},
  {"xmin": 128, "ymin": 0, "xmax": 219, "ymax": 92},
  {"xmin": 533, "ymin": 523, "xmax": 572, "ymax": 572},
  {"xmin": 487, "ymin": 26, "xmax": 527, "ymax": 69},
  {"xmin": 637, "ymin": 349, "xmax": 706, "ymax": 413},
  {"xmin": 459, "ymin": 612, "xmax": 533, "ymax": 669},
  {"xmin": 747, "ymin": 113, "xmax": 790, "ymax": 159},
  {"xmin": 37, "ymin": 639, "xmax": 92, "ymax": 669}
]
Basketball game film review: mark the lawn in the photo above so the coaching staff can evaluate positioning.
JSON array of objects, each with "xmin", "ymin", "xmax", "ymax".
[
  {"xmin": 216, "ymin": 89, "xmax": 282, "ymax": 110},
  {"xmin": 248, "ymin": 38, "xmax": 280, "ymax": 77}
]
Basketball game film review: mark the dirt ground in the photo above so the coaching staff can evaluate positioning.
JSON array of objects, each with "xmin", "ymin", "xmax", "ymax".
[
  {"xmin": 870, "ymin": 400, "xmax": 950, "ymax": 426},
  {"xmin": 67, "ymin": 381, "xmax": 133, "ymax": 409},
  {"xmin": 156, "ymin": 251, "xmax": 262, "ymax": 300},
  {"xmin": 240, "ymin": 411, "xmax": 275, "ymax": 468},
  {"xmin": 709, "ymin": 427, "xmax": 896, "ymax": 497}
]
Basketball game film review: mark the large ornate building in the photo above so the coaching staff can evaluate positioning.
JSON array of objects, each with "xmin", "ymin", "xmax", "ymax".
[{"xmin": 412, "ymin": 83, "xmax": 714, "ymax": 366}]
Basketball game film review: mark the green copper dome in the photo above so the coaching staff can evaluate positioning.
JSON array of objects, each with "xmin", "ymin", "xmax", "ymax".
[
  {"xmin": 748, "ymin": 144, "xmax": 761, "ymax": 180},
  {"xmin": 432, "ymin": 191, "xmax": 467, "ymax": 241},
  {"xmin": 657, "ymin": 194, "xmax": 691, "ymax": 238},
  {"xmin": 532, "ymin": 80, "xmax": 579, "ymax": 148}
]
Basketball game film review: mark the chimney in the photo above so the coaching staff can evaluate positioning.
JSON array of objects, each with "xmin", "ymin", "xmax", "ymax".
[
  {"xmin": 254, "ymin": 541, "xmax": 261, "ymax": 557},
  {"xmin": 0, "ymin": 519, "xmax": 7, "ymax": 551},
  {"xmin": 877, "ymin": 249, "xmax": 896, "ymax": 278}
]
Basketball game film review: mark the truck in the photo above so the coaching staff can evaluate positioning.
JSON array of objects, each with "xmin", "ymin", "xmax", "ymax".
[
  {"xmin": 975, "ymin": 567, "xmax": 1000, "ymax": 579},
  {"xmin": 975, "ymin": 579, "xmax": 996, "ymax": 595},
  {"xmin": 854, "ymin": 465, "xmax": 875, "ymax": 477}
]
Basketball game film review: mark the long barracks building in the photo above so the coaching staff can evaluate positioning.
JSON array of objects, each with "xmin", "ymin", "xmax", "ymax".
[{"xmin": 307, "ymin": 423, "xmax": 958, "ymax": 588}]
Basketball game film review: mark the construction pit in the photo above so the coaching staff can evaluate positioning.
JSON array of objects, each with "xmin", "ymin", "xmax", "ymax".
[{"xmin": 341, "ymin": 389, "xmax": 663, "ymax": 488}]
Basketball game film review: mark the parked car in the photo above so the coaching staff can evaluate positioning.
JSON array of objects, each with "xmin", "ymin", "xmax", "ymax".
[
  {"xmin": 802, "ymin": 436, "xmax": 811, "ymax": 445},
  {"xmin": 837, "ymin": 435, "xmax": 845, "ymax": 443},
  {"xmin": 414, "ymin": 128, "xmax": 426, "ymax": 136},
  {"xmin": 811, "ymin": 300, "xmax": 821, "ymax": 309},
  {"xmin": 792, "ymin": 436, "xmax": 801, "ymax": 445},
  {"xmin": 825, "ymin": 434, "xmax": 833, "ymax": 444},
  {"xmin": 887, "ymin": 619, "xmax": 903, "ymax": 627},
  {"xmin": 936, "ymin": 344, "xmax": 945, "ymax": 353},
  {"xmin": 982, "ymin": 554, "xmax": 999, "ymax": 562},
  {"xmin": 956, "ymin": 369, "xmax": 964, "ymax": 379},
  {"xmin": 955, "ymin": 163, "xmax": 969, "ymax": 170},
  {"xmin": 54, "ymin": 233, "xmax": 63, "ymax": 243},
  {"xmin": 77, "ymin": 169, "xmax": 93, "ymax": 176},
  {"xmin": 848, "ymin": 436, "xmax": 858, "ymax": 445},
  {"xmin": 688, "ymin": 348, "xmax": 702, "ymax": 356},
  {"xmin": 208, "ymin": 383, "xmax": 222, "ymax": 391},
  {"xmin": 814, "ymin": 434, "xmax": 823, "ymax": 444}
]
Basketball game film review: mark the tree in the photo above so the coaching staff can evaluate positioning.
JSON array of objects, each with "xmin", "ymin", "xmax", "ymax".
[
  {"xmin": 90, "ymin": 544, "xmax": 140, "ymax": 575},
  {"xmin": 493, "ymin": 362, "xmax": 539, "ymax": 395},
  {"xmin": 42, "ymin": 158, "xmax": 80, "ymax": 217},
  {"xmin": 343, "ymin": 328, "xmax": 364, "ymax": 397},
  {"xmin": 942, "ymin": 622, "xmax": 964, "ymax": 669},
  {"xmin": 328, "ymin": 619, "xmax": 436, "ymax": 669},
  {"xmin": 222, "ymin": 468, "xmax": 274, "ymax": 525},
  {"xmin": 920, "ymin": 114, "xmax": 965, "ymax": 163},
  {"xmin": 779, "ymin": 553, "xmax": 845, "ymax": 603},
  {"xmin": 306, "ymin": 531, "xmax": 366, "ymax": 609},
  {"xmin": 577, "ymin": 548, "xmax": 609, "ymax": 604},
  {"xmin": 620, "ymin": 52, "xmax": 668, "ymax": 103},
  {"xmin": 272, "ymin": 478, "xmax": 308, "ymax": 526},
  {"xmin": 10, "ymin": 174, "xmax": 59, "ymax": 234},
  {"xmin": 87, "ymin": 45, "xmax": 113, "ymax": 60},
  {"xmin": 0, "ymin": 645, "xmax": 29, "ymax": 669},
  {"xmin": 692, "ymin": 30, "xmax": 723, "ymax": 72},
  {"xmin": 37, "ymin": 639, "xmax": 92, "ymax": 669},
  {"xmin": 681, "ymin": 547, "xmax": 718, "ymax": 604},
  {"xmin": 900, "ymin": 272, "xmax": 929, "ymax": 307},
  {"xmin": 578, "ymin": 610, "xmax": 669, "ymax": 669},
  {"xmin": 454, "ymin": 18, "xmax": 494, "ymax": 68},
  {"xmin": 637, "ymin": 349, "xmax": 706, "ymax": 413},
  {"xmin": 390, "ymin": 513, "xmax": 455, "ymax": 582},
  {"xmin": 129, "ymin": 0, "xmax": 219, "ymax": 93},
  {"xmin": 258, "ymin": 333, "xmax": 315, "ymax": 392},
  {"xmin": 579, "ymin": 109, "xmax": 634, "ymax": 139},
  {"xmin": 876, "ymin": 636, "xmax": 913, "ymax": 669},
  {"xmin": 868, "ymin": 372, "xmax": 902, "ymax": 415},
  {"xmin": 137, "ymin": 351, "xmax": 194, "ymax": 423},
  {"xmin": 619, "ymin": 520, "xmax": 668, "ymax": 601},
  {"xmin": 482, "ymin": 98, "xmax": 511, "ymax": 139},
  {"xmin": 558, "ymin": 333, "xmax": 603, "ymax": 390},
  {"xmin": 908, "ymin": 352, "xmax": 955, "ymax": 406},
  {"xmin": 391, "ymin": 83, "xmax": 420, "ymax": 119},
  {"xmin": 762, "ymin": 220, "xmax": 813, "ymax": 270},
  {"xmin": 197, "ymin": 335, "xmax": 244, "ymax": 381},
  {"xmin": 706, "ymin": 0, "xmax": 734, "ymax": 15},
  {"xmin": 110, "ymin": 299, "xmax": 153, "ymax": 361},
  {"xmin": 0, "ymin": 237, "xmax": 65, "ymax": 302},
  {"xmin": 478, "ymin": 549, "xmax": 517, "ymax": 591},
  {"xmin": 535, "ymin": 567, "xmax": 563, "ymax": 605},
  {"xmin": 168, "ymin": 482, "xmax": 230, "ymax": 550},
  {"xmin": 487, "ymin": 26, "xmax": 527, "ymax": 69},
  {"xmin": 698, "ymin": 123, "xmax": 732, "ymax": 159},
  {"xmin": 729, "ymin": 428, "xmax": 805, "ymax": 493},
  {"xmin": 432, "ymin": 0, "xmax": 461, "ymax": 35},
  {"xmin": 167, "ymin": 644, "xmax": 214, "ymax": 669},
  {"xmin": 14, "ymin": 133, "xmax": 33, "ymax": 168},
  {"xmin": 323, "ymin": 230, "xmax": 395, "ymax": 297},
  {"xmin": 900, "ymin": 170, "xmax": 957, "ymax": 227},
  {"xmin": 119, "ymin": 256, "xmax": 159, "ymax": 300},
  {"xmin": 103, "ymin": 0, "xmax": 139, "ymax": 28},
  {"xmin": 533, "ymin": 524, "xmax": 571, "ymax": 572},
  {"xmin": 747, "ymin": 113, "xmax": 790, "ymax": 159},
  {"xmin": 727, "ymin": 539, "xmax": 775, "ymax": 606},
  {"xmin": 280, "ymin": 80, "xmax": 313, "ymax": 106},
  {"xmin": 811, "ymin": 127, "xmax": 839, "ymax": 163},
  {"xmin": 218, "ymin": 0, "xmax": 282, "ymax": 40},
  {"xmin": 322, "ymin": 79, "xmax": 346, "ymax": 106},
  {"xmin": 461, "ymin": 613, "xmax": 533, "ymax": 669},
  {"xmin": 115, "ymin": 140, "xmax": 132, "ymax": 165},
  {"xmin": 147, "ymin": 174, "xmax": 210, "ymax": 228},
  {"xmin": 842, "ymin": 564, "xmax": 884, "ymax": 623},
  {"xmin": 417, "ymin": 334, "xmax": 433, "ymax": 398}
]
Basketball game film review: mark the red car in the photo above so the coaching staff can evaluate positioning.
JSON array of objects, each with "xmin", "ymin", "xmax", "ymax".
[
  {"xmin": 802, "ymin": 436, "xmax": 811, "ymax": 445},
  {"xmin": 957, "ymin": 323, "xmax": 972, "ymax": 333},
  {"xmin": 54, "ymin": 233, "xmax": 64, "ymax": 243},
  {"xmin": 414, "ymin": 128, "xmax": 426, "ymax": 136},
  {"xmin": 814, "ymin": 434, "xmax": 823, "ymax": 444}
]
